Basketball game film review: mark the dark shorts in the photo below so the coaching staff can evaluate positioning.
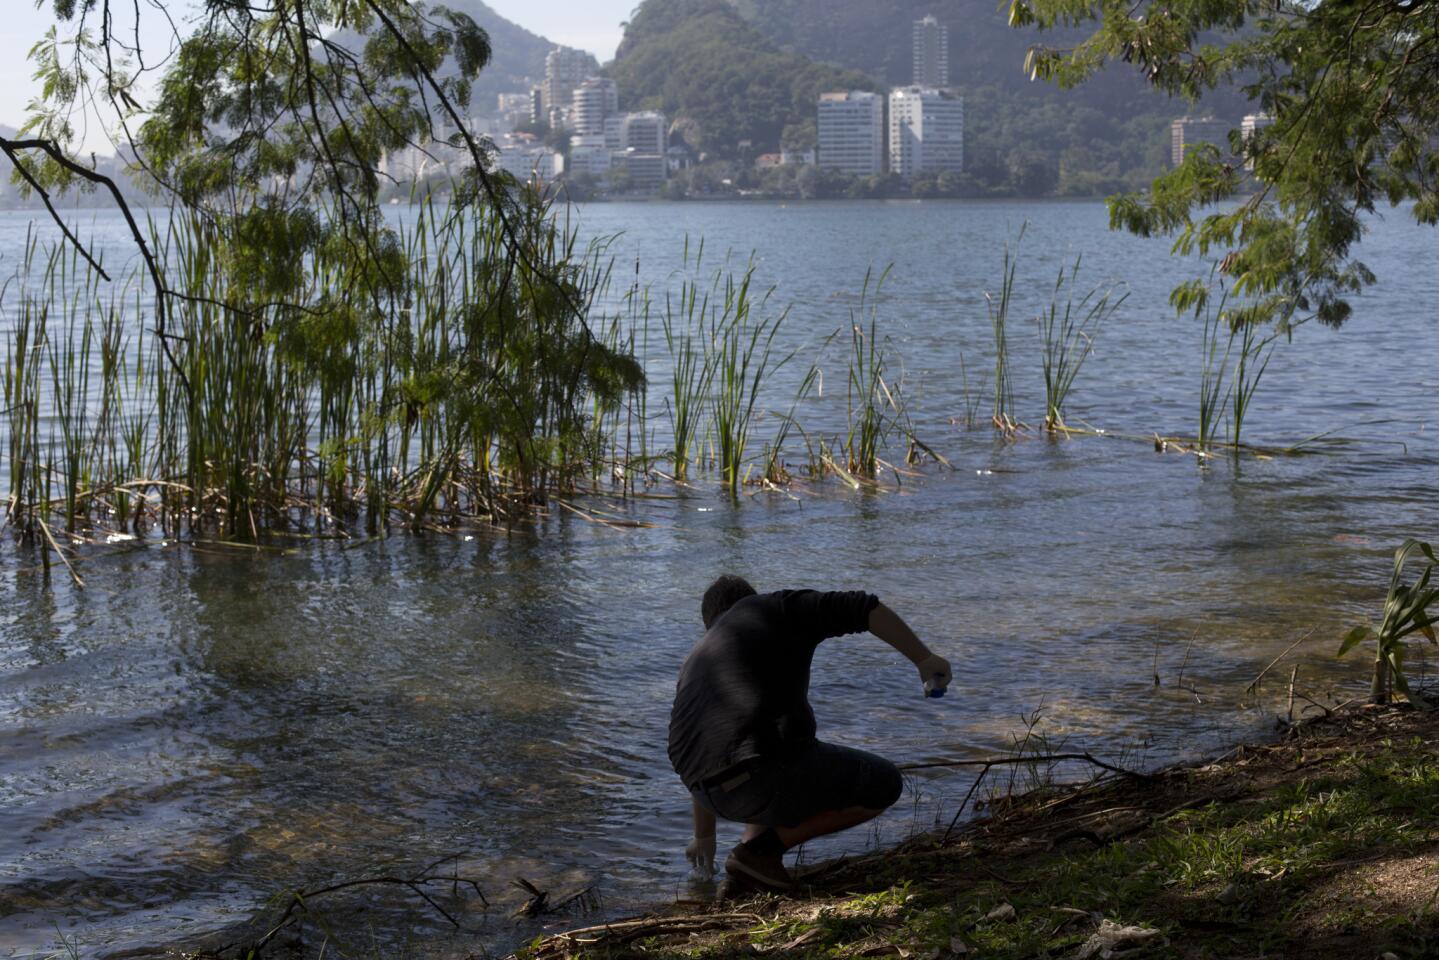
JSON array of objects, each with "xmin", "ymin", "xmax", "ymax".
[{"xmin": 690, "ymin": 741, "xmax": 903, "ymax": 829}]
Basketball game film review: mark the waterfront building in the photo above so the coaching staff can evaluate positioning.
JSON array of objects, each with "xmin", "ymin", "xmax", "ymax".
[
  {"xmin": 888, "ymin": 86, "xmax": 964, "ymax": 177},
  {"xmin": 817, "ymin": 91, "xmax": 885, "ymax": 176},
  {"xmin": 1170, "ymin": 116, "xmax": 1230, "ymax": 166},
  {"xmin": 543, "ymin": 47, "xmax": 599, "ymax": 129},
  {"xmin": 493, "ymin": 134, "xmax": 564, "ymax": 181},
  {"xmin": 913, "ymin": 15, "xmax": 950, "ymax": 89},
  {"xmin": 604, "ymin": 116, "xmax": 625, "ymax": 150},
  {"xmin": 572, "ymin": 77, "xmax": 619, "ymax": 136},
  {"xmin": 613, "ymin": 149, "xmax": 668, "ymax": 190},
  {"xmin": 1240, "ymin": 113, "xmax": 1274, "ymax": 141},
  {"xmin": 620, "ymin": 111, "xmax": 667, "ymax": 155},
  {"xmin": 568, "ymin": 134, "xmax": 613, "ymax": 177}
]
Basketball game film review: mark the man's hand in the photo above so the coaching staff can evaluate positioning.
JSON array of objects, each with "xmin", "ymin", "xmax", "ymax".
[
  {"xmin": 915, "ymin": 653, "xmax": 952, "ymax": 695},
  {"xmin": 686, "ymin": 833, "xmax": 716, "ymax": 875},
  {"xmin": 869, "ymin": 603, "xmax": 951, "ymax": 696}
]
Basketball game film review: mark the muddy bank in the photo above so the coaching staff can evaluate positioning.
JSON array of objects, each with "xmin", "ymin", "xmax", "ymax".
[{"xmin": 514, "ymin": 704, "xmax": 1439, "ymax": 960}]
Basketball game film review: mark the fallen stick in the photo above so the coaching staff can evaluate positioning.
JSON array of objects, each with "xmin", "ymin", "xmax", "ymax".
[
  {"xmin": 900, "ymin": 751, "xmax": 1152, "ymax": 780},
  {"xmin": 1245, "ymin": 627, "xmax": 1317, "ymax": 694}
]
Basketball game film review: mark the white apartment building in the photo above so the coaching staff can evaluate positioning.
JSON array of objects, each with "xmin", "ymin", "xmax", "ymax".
[
  {"xmin": 572, "ymin": 77, "xmax": 619, "ymax": 136},
  {"xmin": 568, "ymin": 134, "xmax": 613, "ymax": 177},
  {"xmin": 912, "ymin": 16, "xmax": 949, "ymax": 89},
  {"xmin": 888, "ymin": 87, "xmax": 964, "ymax": 177},
  {"xmin": 493, "ymin": 136, "xmax": 565, "ymax": 182},
  {"xmin": 543, "ymin": 47, "xmax": 599, "ymax": 128},
  {"xmin": 604, "ymin": 115, "xmax": 625, "ymax": 150},
  {"xmin": 494, "ymin": 92, "xmax": 534, "ymax": 134},
  {"xmin": 817, "ymin": 91, "xmax": 885, "ymax": 176},
  {"xmin": 620, "ymin": 111, "xmax": 667, "ymax": 155}
]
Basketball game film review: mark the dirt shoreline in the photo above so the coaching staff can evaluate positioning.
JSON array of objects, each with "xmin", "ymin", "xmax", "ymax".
[{"xmin": 512, "ymin": 704, "xmax": 1439, "ymax": 960}]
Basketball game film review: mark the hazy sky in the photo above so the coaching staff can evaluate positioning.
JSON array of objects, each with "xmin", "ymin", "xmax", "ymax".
[{"xmin": 0, "ymin": 2, "xmax": 635, "ymax": 139}]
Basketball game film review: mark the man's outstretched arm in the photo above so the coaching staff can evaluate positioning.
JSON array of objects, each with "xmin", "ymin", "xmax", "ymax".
[
  {"xmin": 686, "ymin": 797, "xmax": 717, "ymax": 875},
  {"xmin": 869, "ymin": 602, "xmax": 952, "ymax": 693}
]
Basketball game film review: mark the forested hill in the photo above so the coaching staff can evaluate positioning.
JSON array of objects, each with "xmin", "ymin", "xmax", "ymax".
[
  {"xmin": 713, "ymin": 0, "xmax": 1253, "ymax": 193},
  {"xmin": 605, "ymin": 0, "xmax": 881, "ymax": 159},
  {"xmin": 729, "ymin": 0, "xmax": 1152, "ymax": 104}
]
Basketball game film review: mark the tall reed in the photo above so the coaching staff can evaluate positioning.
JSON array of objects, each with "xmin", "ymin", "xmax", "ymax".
[
  {"xmin": 1037, "ymin": 258, "xmax": 1127, "ymax": 431},
  {"xmin": 1229, "ymin": 320, "xmax": 1272, "ymax": 454},
  {"xmin": 957, "ymin": 351, "xmax": 985, "ymax": 430},
  {"xmin": 1198, "ymin": 293, "xmax": 1233, "ymax": 453},
  {"xmin": 844, "ymin": 268, "xmax": 897, "ymax": 475},
  {"xmin": 662, "ymin": 239, "xmax": 719, "ymax": 481},
  {"xmin": 988, "ymin": 243, "xmax": 1018, "ymax": 430},
  {"xmin": 710, "ymin": 261, "xmax": 788, "ymax": 497}
]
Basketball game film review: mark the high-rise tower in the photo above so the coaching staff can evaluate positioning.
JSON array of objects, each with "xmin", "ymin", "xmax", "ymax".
[
  {"xmin": 543, "ymin": 47, "xmax": 599, "ymax": 129},
  {"xmin": 912, "ymin": 16, "xmax": 949, "ymax": 89}
]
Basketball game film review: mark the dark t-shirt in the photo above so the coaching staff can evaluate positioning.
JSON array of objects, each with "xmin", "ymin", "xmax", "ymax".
[{"xmin": 667, "ymin": 589, "xmax": 880, "ymax": 787}]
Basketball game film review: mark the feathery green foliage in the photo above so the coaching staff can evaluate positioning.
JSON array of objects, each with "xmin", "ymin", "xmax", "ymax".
[{"xmin": 1015, "ymin": 0, "xmax": 1439, "ymax": 329}]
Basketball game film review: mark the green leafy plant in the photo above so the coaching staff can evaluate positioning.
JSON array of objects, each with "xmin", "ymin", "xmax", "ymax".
[
  {"xmin": 1016, "ymin": 0, "xmax": 1439, "ymax": 331},
  {"xmin": 1339, "ymin": 540, "xmax": 1439, "ymax": 705}
]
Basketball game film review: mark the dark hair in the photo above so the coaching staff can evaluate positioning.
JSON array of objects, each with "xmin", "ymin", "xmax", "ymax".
[{"xmin": 702, "ymin": 575, "xmax": 757, "ymax": 629}]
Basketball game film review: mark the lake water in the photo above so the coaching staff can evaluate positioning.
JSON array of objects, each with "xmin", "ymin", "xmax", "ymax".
[{"xmin": 1, "ymin": 199, "xmax": 1437, "ymax": 959}]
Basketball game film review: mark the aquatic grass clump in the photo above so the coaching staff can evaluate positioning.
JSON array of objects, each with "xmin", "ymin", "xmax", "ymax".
[
  {"xmin": 1198, "ymin": 291, "xmax": 1233, "ymax": 453},
  {"xmin": 1183, "ymin": 280, "xmax": 1273, "ymax": 459},
  {"xmin": 662, "ymin": 239, "xmax": 719, "ymax": 481},
  {"xmin": 845, "ymin": 268, "xmax": 894, "ymax": 475},
  {"xmin": 956, "ymin": 351, "xmax": 985, "ymax": 430},
  {"xmin": 1229, "ymin": 318, "xmax": 1272, "ymax": 452},
  {"xmin": 761, "ymin": 363, "xmax": 819, "ymax": 486},
  {"xmin": 0, "ymin": 188, "xmax": 646, "ymax": 548},
  {"xmin": 1037, "ymin": 258, "xmax": 1127, "ymax": 431},
  {"xmin": 710, "ymin": 261, "xmax": 790, "ymax": 497}
]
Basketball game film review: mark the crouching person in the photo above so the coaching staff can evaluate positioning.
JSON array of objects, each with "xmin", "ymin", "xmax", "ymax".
[{"xmin": 667, "ymin": 575, "xmax": 952, "ymax": 892}]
